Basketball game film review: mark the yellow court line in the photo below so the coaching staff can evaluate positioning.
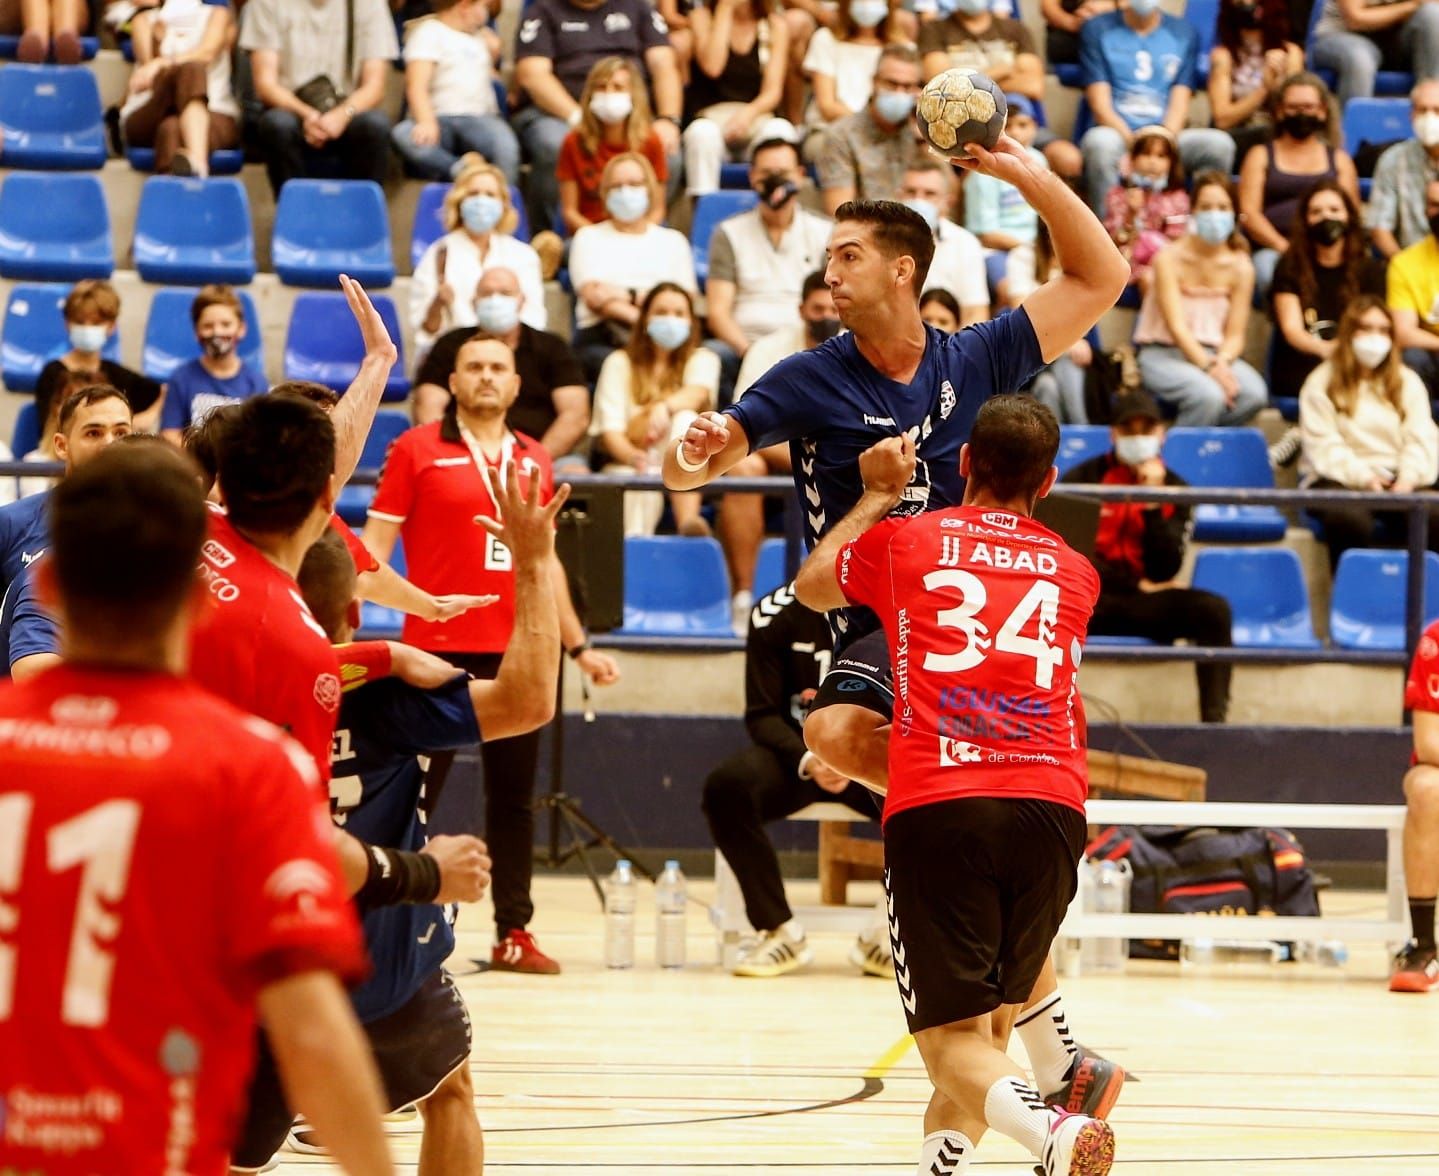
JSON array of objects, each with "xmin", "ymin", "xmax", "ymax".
[{"xmin": 864, "ymin": 1033, "xmax": 915, "ymax": 1081}]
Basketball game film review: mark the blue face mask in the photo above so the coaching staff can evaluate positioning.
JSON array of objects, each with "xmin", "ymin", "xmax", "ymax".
[
  {"xmin": 1193, "ymin": 209, "xmax": 1235, "ymax": 244},
  {"xmin": 605, "ymin": 184, "xmax": 650, "ymax": 223},
  {"xmin": 849, "ymin": 0, "xmax": 889, "ymax": 26},
  {"xmin": 1127, "ymin": 0, "xmax": 1160, "ymax": 15},
  {"xmin": 953, "ymin": 0, "xmax": 990, "ymax": 13},
  {"xmin": 645, "ymin": 314, "xmax": 692, "ymax": 351},
  {"xmin": 69, "ymin": 323, "xmax": 108, "ymax": 353},
  {"xmin": 474, "ymin": 293, "xmax": 520, "ymax": 334},
  {"xmin": 874, "ymin": 90, "xmax": 915, "ymax": 126},
  {"xmin": 460, "ymin": 194, "xmax": 504, "ymax": 234},
  {"xmin": 904, "ymin": 198, "xmax": 940, "ymax": 233}
]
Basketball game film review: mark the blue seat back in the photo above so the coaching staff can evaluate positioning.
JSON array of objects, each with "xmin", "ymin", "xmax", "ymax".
[
  {"xmin": 356, "ymin": 409, "xmax": 410, "ymax": 473},
  {"xmin": 1186, "ymin": 0, "xmax": 1221, "ymax": 84},
  {"xmin": 284, "ymin": 291, "xmax": 409, "ymax": 400},
  {"xmin": 133, "ymin": 177, "xmax": 256, "ymax": 285},
  {"xmin": 1191, "ymin": 547, "xmax": 1319, "ymax": 647},
  {"xmin": 1055, "ymin": 425, "xmax": 1112, "ymax": 476},
  {"xmin": 0, "ymin": 65, "xmax": 106, "ymax": 169},
  {"xmin": 1163, "ymin": 427, "xmax": 1273, "ymax": 488},
  {"xmin": 1330, "ymin": 549, "xmax": 1439, "ymax": 650},
  {"xmin": 2, "ymin": 282, "xmax": 122, "ymax": 392},
  {"xmin": 409, "ymin": 183, "xmax": 530, "ymax": 268},
  {"xmin": 752, "ymin": 538, "xmax": 788, "ymax": 601},
  {"xmin": 11, "ymin": 401, "xmax": 39, "ymax": 458},
  {"xmin": 272, "ymin": 180, "xmax": 395, "ymax": 287},
  {"xmin": 140, "ymin": 287, "xmax": 263, "ymax": 381},
  {"xmin": 691, "ymin": 191, "xmax": 759, "ymax": 288},
  {"xmin": 622, "ymin": 536, "xmax": 733, "ymax": 636},
  {"xmin": 0, "ymin": 172, "xmax": 113, "ymax": 281}
]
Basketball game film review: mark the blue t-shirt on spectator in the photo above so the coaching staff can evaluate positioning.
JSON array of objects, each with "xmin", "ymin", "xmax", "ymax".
[
  {"xmin": 160, "ymin": 358, "xmax": 268, "ymax": 431},
  {"xmin": 1079, "ymin": 11, "xmax": 1198, "ymax": 132}
]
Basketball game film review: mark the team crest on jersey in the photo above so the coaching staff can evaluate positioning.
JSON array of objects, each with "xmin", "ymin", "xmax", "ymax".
[
  {"xmin": 939, "ymin": 381, "xmax": 956, "ymax": 420},
  {"xmin": 50, "ymin": 694, "xmax": 118, "ymax": 726},
  {"xmin": 313, "ymin": 673, "xmax": 341, "ymax": 713},
  {"xmin": 202, "ymin": 538, "xmax": 235, "ymax": 568},
  {"xmin": 940, "ymin": 737, "xmax": 982, "ymax": 765}
]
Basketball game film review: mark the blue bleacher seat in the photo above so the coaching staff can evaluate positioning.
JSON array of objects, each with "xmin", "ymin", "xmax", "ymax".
[
  {"xmin": 620, "ymin": 536, "xmax": 734, "ymax": 637},
  {"xmin": 10, "ymin": 401, "xmax": 39, "ymax": 458},
  {"xmin": 0, "ymin": 172, "xmax": 113, "ymax": 281},
  {"xmin": 1162, "ymin": 426, "xmax": 1287, "ymax": 542},
  {"xmin": 125, "ymin": 145, "xmax": 245, "ymax": 175},
  {"xmin": 284, "ymin": 291, "xmax": 409, "ymax": 401},
  {"xmin": 1191, "ymin": 547, "xmax": 1321, "ymax": 648},
  {"xmin": 0, "ymin": 35, "xmax": 99, "ymax": 61},
  {"xmin": 752, "ymin": 538, "xmax": 788, "ymax": 601},
  {"xmin": 408, "ymin": 183, "xmax": 531, "ymax": 270},
  {"xmin": 140, "ymin": 287, "xmax": 263, "ymax": 381},
  {"xmin": 2, "ymin": 282, "xmax": 121, "ymax": 392},
  {"xmin": 272, "ymin": 180, "xmax": 395, "ymax": 288},
  {"xmin": 1055, "ymin": 424, "xmax": 1112, "ymax": 476},
  {"xmin": 1308, "ymin": 1, "xmax": 1412, "ymax": 95},
  {"xmin": 0, "ymin": 65, "xmax": 106, "ymax": 170},
  {"xmin": 691, "ymin": 190, "xmax": 759, "ymax": 289},
  {"xmin": 336, "ymin": 410, "xmax": 411, "ymax": 524},
  {"xmin": 1330, "ymin": 549, "xmax": 1439, "ymax": 650},
  {"xmin": 1087, "ymin": 634, "xmax": 1156, "ymax": 646},
  {"xmin": 358, "ymin": 540, "xmax": 407, "ymax": 638},
  {"xmin": 1342, "ymin": 97, "xmax": 1410, "ymax": 198},
  {"xmin": 133, "ymin": 177, "xmax": 256, "ymax": 286}
]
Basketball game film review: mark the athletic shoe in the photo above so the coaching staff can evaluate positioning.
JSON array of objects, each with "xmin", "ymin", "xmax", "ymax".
[
  {"xmin": 1038, "ymin": 1110, "xmax": 1115, "ymax": 1176},
  {"xmin": 288, "ymin": 1105, "xmax": 419, "ymax": 1153},
  {"xmin": 1389, "ymin": 940, "xmax": 1439, "ymax": 993},
  {"xmin": 491, "ymin": 929, "xmax": 562, "ymax": 974},
  {"xmin": 1043, "ymin": 1048, "xmax": 1126, "ymax": 1121},
  {"xmin": 848, "ymin": 926, "xmax": 895, "ymax": 978},
  {"xmin": 1267, "ymin": 426, "xmax": 1302, "ymax": 470},
  {"xmin": 732, "ymin": 926, "xmax": 812, "ymax": 977}
]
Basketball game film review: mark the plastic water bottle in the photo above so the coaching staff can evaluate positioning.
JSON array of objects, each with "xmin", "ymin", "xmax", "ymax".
[
  {"xmin": 1289, "ymin": 940, "xmax": 1349, "ymax": 967},
  {"xmin": 605, "ymin": 860, "xmax": 636, "ymax": 970},
  {"xmin": 656, "ymin": 860, "xmax": 687, "ymax": 969},
  {"xmin": 1081, "ymin": 859, "xmax": 1132, "ymax": 973},
  {"xmin": 1180, "ymin": 938, "xmax": 1285, "ymax": 968}
]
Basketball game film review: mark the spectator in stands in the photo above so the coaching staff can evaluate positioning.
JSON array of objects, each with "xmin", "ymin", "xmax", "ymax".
[
  {"xmin": 800, "ymin": 0, "xmax": 902, "ymax": 138},
  {"xmin": 1040, "ymin": 0, "xmax": 1112, "ymax": 74},
  {"xmin": 1063, "ymin": 390, "xmax": 1234, "ymax": 723},
  {"xmin": 391, "ymin": 0, "xmax": 518, "ymax": 184},
  {"xmin": 900, "ymin": 159, "xmax": 989, "ymax": 324},
  {"xmin": 512, "ymin": 0, "xmax": 684, "ymax": 231},
  {"xmin": 412, "ymin": 269, "xmax": 592, "ymax": 467},
  {"xmin": 1134, "ymin": 171, "xmax": 1267, "ymax": 426},
  {"xmin": 15, "ymin": 368, "xmax": 94, "ymax": 502},
  {"xmin": 682, "ymin": 0, "xmax": 792, "ymax": 196},
  {"xmin": 1006, "ymin": 222, "xmax": 1095, "ymax": 423},
  {"xmin": 705, "ymin": 135, "xmax": 831, "ymax": 402},
  {"xmin": 1078, "ymin": 0, "xmax": 1235, "ymax": 213},
  {"xmin": 702, "ymin": 581, "xmax": 882, "ymax": 978},
  {"xmin": 963, "ymin": 94, "xmax": 1045, "ymax": 258},
  {"xmin": 592, "ymin": 282, "xmax": 721, "ymax": 536},
  {"xmin": 1388, "ymin": 177, "xmax": 1439, "ymax": 398},
  {"xmin": 159, "ymin": 284, "xmax": 267, "ymax": 440},
  {"xmin": 1369, "ymin": 80, "xmax": 1439, "ymax": 258},
  {"xmin": 1310, "ymin": 0, "xmax": 1439, "ymax": 106},
  {"xmin": 120, "ymin": 0, "xmax": 240, "ymax": 177},
  {"xmin": 568, "ymin": 152, "xmax": 698, "ymax": 384},
  {"xmin": 35, "ymin": 281, "xmax": 161, "ymax": 435},
  {"xmin": 3, "ymin": 0, "xmax": 84, "ymax": 63},
  {"xmin": 816, "ymin": 44, "xmax": 925, "ymax": 213},
  {"xmin": 1270, "ymin": 179, "xmax": 1387, "ymax": 403},
  {"xmin": 1102, "ymin": 124, "xmax": 1190, "ymax": 294},
  {"xmin": 557, "ymin": 57, "xmax": 670, "ymax": 236},
  {"xmin": 239, "ymin": 0, "xmax": 397, "ymax": 194},
  {"xmin": 919, "ymin": 288, "xmax": 961, "ymax": 333},
  {"xmin": 1300, "ymin": 296, "xmax": 1439, "ymax": 568},
  {"xmin": 1237, "ymin": 72, "xmax": 1357, "ymax": 296},
  {"xmin": 410, "ymin": 156, "xmax": 547, "ymax": 362},
  {"xmin": 1206, "ymin": 0, "xmax": 1303, "ymax": 160},
  {"xmin": 735, "ymin": 268, "xmax": 838, "ymax": 403}
]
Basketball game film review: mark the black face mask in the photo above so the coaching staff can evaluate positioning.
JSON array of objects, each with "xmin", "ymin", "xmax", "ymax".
[
  {"xmin": 806, "ymin": 316, "xmax": 842, "ymax": 344},
  {"xmin": 758, "ymin": 175, "xmax": 799, "ymax": 209},
  {"xmin": 1280, "ymin": 113, "xmax": 1324, "ymax": 140},
  {"xmin": 1306, "ymin": 217, "xmax": 1347, "ymax": 246}
]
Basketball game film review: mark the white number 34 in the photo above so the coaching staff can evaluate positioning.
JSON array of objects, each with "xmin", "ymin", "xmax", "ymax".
[{"xmin": 921, "ymin": 570, "xmax": 1064, "ymax": 689}]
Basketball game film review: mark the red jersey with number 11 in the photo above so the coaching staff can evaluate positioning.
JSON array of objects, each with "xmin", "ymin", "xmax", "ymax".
[{"xmin": 838, "ymin": 505, "xmax": 1100, "ymax": 823}]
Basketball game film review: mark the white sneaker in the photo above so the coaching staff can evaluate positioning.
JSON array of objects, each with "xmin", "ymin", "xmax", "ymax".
[
  {"xmin": 732, "ymin": 925, "xmax": 812, "ymax": 977},
  {"xmin": 849, "ymin": 926, "xmax": 895, "ymax": 978},
  {"xmin": 1040, "ymin": 1111, "xmax": 1115, "ymax": 1175},
  {"xmin": 732, "ymin": 589, "xmax": 753, "ymax": 632}
]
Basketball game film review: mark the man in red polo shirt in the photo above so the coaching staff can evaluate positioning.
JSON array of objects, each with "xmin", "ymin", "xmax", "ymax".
[{"xmin": 364, "ymin": 335, "xmax": 619, "ymax": 974}]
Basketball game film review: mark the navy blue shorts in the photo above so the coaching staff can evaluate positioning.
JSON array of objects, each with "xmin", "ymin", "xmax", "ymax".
[{"xmin": 811, "ymin": 628, "xmax": 893, "ymax": 720}]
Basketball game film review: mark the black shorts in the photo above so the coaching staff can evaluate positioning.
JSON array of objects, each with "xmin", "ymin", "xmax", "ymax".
[
  {"xmin": 230, "ymin": 969, "xmax": 472, "ymax": 1170},
  {"xmin": 883, "ymin": 797, "xmax": 1087, "ymax": 1034},
  {"xmin": 811, "ymin": 628, "xmax": 893, "ymax": 720}
]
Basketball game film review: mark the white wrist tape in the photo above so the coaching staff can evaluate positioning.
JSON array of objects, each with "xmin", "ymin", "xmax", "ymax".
[{"xmin": 674, "ymin": 439, "xmax": 710, "ymax": 473}]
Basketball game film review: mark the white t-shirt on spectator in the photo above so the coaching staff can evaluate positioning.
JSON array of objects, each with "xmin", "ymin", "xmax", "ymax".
[
  {"xmin": 925, "ymin": 219, "xmax": 989, "ymax": 310},
  {"xmin": 802, "ymin": 31, "xmax": 882, "ymax": 124},
  {"xmin": 591, "ymin": 347, "xmax": 721, "ymax": 438},
  {"xmin": 409, "ymin": 229, "xmax": 547, "ymax": 358},
  {"xmin": 735, "ymin": 324, "xmax": 809, "ymax": 399},
  {"xmin": 403, "ymin": 17, "xmax": 498, "ymax": 118},
  {"xmin": 568, "ymin": 222, "xmax": 698, "ymax": 331}
]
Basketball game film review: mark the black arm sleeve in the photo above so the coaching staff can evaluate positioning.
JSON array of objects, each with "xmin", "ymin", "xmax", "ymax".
[{"xmin": 743, "ymin": 606, "xmax": 807, "ymax": 778}]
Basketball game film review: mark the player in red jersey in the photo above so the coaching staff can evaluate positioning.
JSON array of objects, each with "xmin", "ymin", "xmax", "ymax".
[
  {"xmin": 796, "ymin": 396, "xmax": 1115, "ymax": 1176},
  {"xmin": 0, "ymin": 442, "xmax": 393, "ymax": 1176},
  {"xmin": 1393, "ymin": 626, "xmax": 1439, "ymax": 991}
]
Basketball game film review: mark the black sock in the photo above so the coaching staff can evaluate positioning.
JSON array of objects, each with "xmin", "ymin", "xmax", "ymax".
[{"xmin": 1409, "ymin": 897, "xmax": 1436, "ymax": 951}]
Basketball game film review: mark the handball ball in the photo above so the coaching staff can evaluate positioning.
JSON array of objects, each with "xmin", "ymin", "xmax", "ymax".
[{"xmin": 914, "ymin": 68, "xmax": 1007, "ymax": 156}]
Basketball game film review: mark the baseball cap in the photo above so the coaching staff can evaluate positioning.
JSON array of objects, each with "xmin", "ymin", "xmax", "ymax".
[
  {"xmin": 1004, "ymin": 94, "xmax": 1037, "ymax": 122},
  {"xmin": 1111, "ymin": 391, "xmax": 1163, "ymax": 426}
]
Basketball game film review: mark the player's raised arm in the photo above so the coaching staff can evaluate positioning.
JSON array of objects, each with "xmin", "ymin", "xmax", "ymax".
[
  {"xmin": 954, "ymin": 136, "xmax": 1129, "ymax": 364},
  {"xmin": 662, "ymin": 410, "xmax": 754, "ymax": 491},
  {"xmin": 329, "ymin": 274, "xmax": 400, "ymax": 486}
]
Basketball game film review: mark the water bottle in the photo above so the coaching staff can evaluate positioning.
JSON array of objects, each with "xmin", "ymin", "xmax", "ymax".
[
  {"xmin": 655, "ymin": 860, "xmax": 687, "ymax": 969},
  {"xmin": 1180, "ymin": 938, "xmax": 1284, "ymax": 968},
  {"xmin": 1288, "ymin": 940, "xmax": 1349, "ymax": 967},
  {"xmin": 605, "ymin": 860, "xmax": 636, "ymax": 970},
  {"xmin": 1081, "ymin": 859, "xmax": 1132, "ymax": 974}
]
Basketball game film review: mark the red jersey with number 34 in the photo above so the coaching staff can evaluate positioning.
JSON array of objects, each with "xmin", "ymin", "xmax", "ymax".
[
  {"xmin": 838, "ymin": 506, "xmax": 1100, "ymax": 823},
  {"xmin": 0, "ymin": 666, "xmax": 365, "ymax": 1175}
]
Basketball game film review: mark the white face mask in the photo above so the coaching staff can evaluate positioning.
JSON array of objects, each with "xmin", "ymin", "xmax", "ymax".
[
  {"xmin": 1114, "ymin": 432, "xmax": 1161, "ymax": 467},
  {"xmin": 590, "ymin": 92, "xmax": 634, "ymax": 126},
  {"xmin": 1414, "ymin": 112, "xmax": 1439, "ymax": 148},
  {"xmin": 1351, "ymin": 332, "xmax": 1392, "ymax": 371}
]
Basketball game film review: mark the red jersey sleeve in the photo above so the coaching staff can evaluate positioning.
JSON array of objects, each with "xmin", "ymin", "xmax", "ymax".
[
  {"xmin": 368, "ymin": 432, "xmax": 417, "ymax": 524},
  {"xmin": 1404, "ymin": 624, "xmax": 1439, "ymax": 713},
  {"xmin": 221, "ymin": 720, "xmax": 367, "ymax": 993},
  {"xmin": 836, "ymin": 517, "xmax": 905, "ymax": 610},
  {"xmin": 337, "ymin": 640, "xmax": 392, "ymax": 691},
  {"xmin": 330, "ymin": 514, "xmax": 379, "ymax": 574}
]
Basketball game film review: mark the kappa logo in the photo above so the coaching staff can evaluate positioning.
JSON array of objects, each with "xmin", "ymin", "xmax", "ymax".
[
  {"xmin": 939, "ymin": 737, "xmax": 982, "ymax": 765},
  {"xmin": 939, "ymin": 380, "xmax": 956, "ymax": 420},
  {"xmin": 201, "ymin": 538, "xmax": 235, "ymax": 569}
]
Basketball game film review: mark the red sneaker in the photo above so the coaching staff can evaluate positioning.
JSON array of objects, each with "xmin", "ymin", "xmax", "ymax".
[
  {"xmin": 491, "ymin": 929, "xmax": 561, "ymax": 975},
  {"xmin": 1389, "ymin": 941, "xmax": 1439, "ymax": 993}
]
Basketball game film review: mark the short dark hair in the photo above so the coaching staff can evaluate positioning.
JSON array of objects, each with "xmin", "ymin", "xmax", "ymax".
[
  {"xmin": 269, "ymin": 379, "xmax": 341, "ymax": 411},
  {"xmin": 296, "ymin": 528, "xmax": 356, "ymax": 643},
  {"xmin": 218, "ymin": 394, "xmax": 335, "ymax": 535},
  {"xmin": 182, "ymin": 402, "xmax": 243, "ymax": 494},
  {"xmin": 47, "ymin": 440, "xmax": 206, "ymax": 643},
  {"xmin": 833, "ymin": 200, "xmax": 936, "ymax": 295},
  {"xmin": 750, "ymin": 137, "xmax": 801, "ymax": 168},
  {"xmin": 57, "ymin": 384, "xmax": 130, "ymax": 434},
  {"xmin": 801, "ymin": 269, "xmax": 829, "ymax": 301},
  {"xmin": 919, "ymin": 288, "xmax": 961, "ymax": 320},
  {"xmin": 966, "ymin": 395, "xmax": 1059, "ymax": 505}
]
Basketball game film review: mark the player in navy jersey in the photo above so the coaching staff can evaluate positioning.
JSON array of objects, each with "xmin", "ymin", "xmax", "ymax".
[
  {"xmin": 663, "ymin": 136, "xmax": 1130, "ymax": 1130},
  {"xmin": 231, "ymin": 463, "xmax": 566, "ymax": 1175}
]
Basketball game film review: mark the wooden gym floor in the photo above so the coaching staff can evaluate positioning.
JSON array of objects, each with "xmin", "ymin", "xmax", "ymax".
[{"xmin": 270, "ymin": 876, "xmax": 1439, "ymax": 1174}]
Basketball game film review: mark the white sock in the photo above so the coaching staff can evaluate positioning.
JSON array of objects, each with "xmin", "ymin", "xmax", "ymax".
[
  {"xmin": 983, "ymin": 1076, "xmax": 1056, "ymax": 1159},
  {"xmin": 1014, "ymin": 991, "xmax": 1079, "ymax": 1093},
  {"xmin": 916, "ymin": 1129, "xmax": 973, "ymax": 1175}
]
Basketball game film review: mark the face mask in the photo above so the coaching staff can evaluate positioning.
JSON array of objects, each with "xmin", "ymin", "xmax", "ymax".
[
  {"xmin": 1128, "ymin": 171, "xmax": 1164, "ymax": 191},
  {"xmin": 849, "ymin": 0, "xmax": 888, "ymax": 26},
  {"xmin": 590, "ymin": 92, "xmax": 633, "ymax": 125},
  {"xmin": 1193, "ymin": 209, "xmax": 1235, "ymax": 245},
  {"xmin": 1306, "ymin": 217, "xmax": 1347, "ymax": 246},
  {"xmin": 460, "ymin": 194, "xmax": 504, "ymax": 234},
  {"xmin": 69, "ymin": 324, "xmax": 107, "ymax": 353},
  {"xmin": 758, "ymin": 174, "xmax": 799, "ymax": 209},
  {"xmin": 200, "ymin": 333, "xmax": 236, "ymax": 359},
  {"xmin": 873, "ymin": 89, "xmax": 915, "ymax": 126},
  {"xmin": 1279, "ymin": 113, "xmax": 1324, "ymax": 140},
  {"xmin": 1351, "ymin": 332, "xmax": 1392, "ymax": 371},
  {"xmin": 605, "ymin": 184, "xmax": 650, "ymax": 222},
  {"xmin": 807, "ymin": 316, "xmax": 842, "ymax": 344},
  {"xmin": 646, "ymin": 314, "xmax": 692, "ymax": 351},
  {"xmin": 1127, "ymin": 0, "xmax": 1160, "ymax": 16},
  {"xmin": 474, "ymin": 293, "xmax": 520, "ymax": 334},
  {"xmin": 952, "ymin": 0, "xmax": 989, "ymax": 13},
  {"xmin": 1414, "ymin": 112, "xmax": 1439, "ymax": 148},
  {"xmin": 1115, "ymin": 432, "xmax": 1161, "ymax": 467},
  {"xmin": 904, "ymin": 198, "xmax": 940, "ymax": 232}
]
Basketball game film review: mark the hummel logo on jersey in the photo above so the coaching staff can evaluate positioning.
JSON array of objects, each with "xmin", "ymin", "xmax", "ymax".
[
  {"xmin": 863, "ymin": 414, "xmax": 896, "ymax": 427},
  {"xmin": 938, "ymin": 535, "xmax": 961, "ymax": 567},
  {"xmin": 201, "ymin": 538, "xmax": 235, "ymax": 568},
  {"xmin": 19, "ymin": 548, "xmax": 42, "ymax": 567},
  {"xmin": 433, "ymin": 456, "xmax": 470, "ymax": 467}
]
